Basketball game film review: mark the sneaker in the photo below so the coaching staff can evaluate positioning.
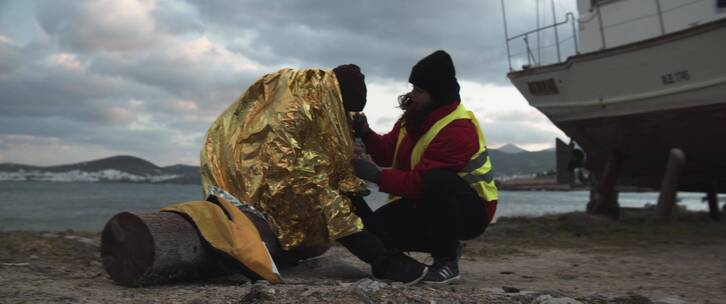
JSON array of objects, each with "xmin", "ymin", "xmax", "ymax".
[
  {"xmin": 422, "ymin": 258, "xmax": 460, "ymax": 284},
  {"xmin": 423, "ymin": 242, "xmax": 465, "ymax": 284},
  {"xmin": 372, "ymin": 252, "xmax": 428, "ymax": 285}
]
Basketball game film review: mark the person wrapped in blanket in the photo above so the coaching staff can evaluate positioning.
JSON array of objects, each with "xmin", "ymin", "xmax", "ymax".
[
  {"xmin": 198, "ymin": 65, "xmax": 430, "ymax": 284},
  {"xmin": 350, "ymin": 50, "xmax": 499, "ymax": 284}
]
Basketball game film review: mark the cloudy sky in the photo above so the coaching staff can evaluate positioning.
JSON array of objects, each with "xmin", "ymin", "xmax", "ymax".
[{"xmin": 0, "ymin": 0, "xmax": 577, "ymax": 166}]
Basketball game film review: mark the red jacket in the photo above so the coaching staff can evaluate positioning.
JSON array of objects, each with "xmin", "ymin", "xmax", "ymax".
[{"xmin": 364, "ymin": 102, "xmax": 497, "ymax": 223}]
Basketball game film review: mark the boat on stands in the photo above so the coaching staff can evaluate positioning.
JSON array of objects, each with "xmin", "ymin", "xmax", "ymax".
[{"xmin": 501, "ymin": 0, "xmax": 726, "ymax": 217}]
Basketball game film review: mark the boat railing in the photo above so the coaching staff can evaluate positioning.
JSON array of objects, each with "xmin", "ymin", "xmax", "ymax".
[
  {"xmin": 502, "ymin": 0, "xmax": 711, "ymax": 72},
  {"xmin": 587, "ymin": 0, "xmax": 707, "ymax": 50},
  {"xmin": 502, "ymin": 8, "xmax": 578, "ymax": 72}
]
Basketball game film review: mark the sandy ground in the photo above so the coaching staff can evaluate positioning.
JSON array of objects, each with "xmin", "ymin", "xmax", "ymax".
[{"xmin": 1, "ymin": 210, "xmax": 725, "ymax": 304}]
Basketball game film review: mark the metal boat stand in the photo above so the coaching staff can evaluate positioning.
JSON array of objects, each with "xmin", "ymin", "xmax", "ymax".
[
  {"xmin": 655, "ymin": 149, "xmax": 686, "ymax": 223},
  {"xmin": 586, "ymin": 152, "xmax": 623, "ymax": 220},
  {"xmin": 655, "ymin": 149, "xmax": 722, "ymax": 222},
  {"xmin": 588, "ymin": 149, "xmax": 721, "ymax": 223},
  {"xmin": 705, "ymin": 181, "xmax": 721, "ymax": 221}
]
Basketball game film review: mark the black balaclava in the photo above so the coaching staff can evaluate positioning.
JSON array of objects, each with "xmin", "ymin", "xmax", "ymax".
[
  {"xmin": 408, "ymin": 50, "xmax": 460, "ymax": 105},
  {"xmin": 334, "ymin": 64, "xmax": 367, "ymax": 112}
]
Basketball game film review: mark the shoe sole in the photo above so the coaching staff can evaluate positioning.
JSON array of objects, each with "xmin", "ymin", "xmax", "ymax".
[
  {"xmin": 423, "ymin": 274, "xmax": 461, "ymax": 285},
  {"xmin": 373, "ymin": 266, "xmax": 429, "ymax": 286},
  {"xmin": 407, "ymin": 266, "xmax": 429, "ymax": 285}
]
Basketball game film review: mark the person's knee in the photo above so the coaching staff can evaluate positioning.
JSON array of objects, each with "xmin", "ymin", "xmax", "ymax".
[
  {"xmin": 421, "ymin": 169, "xmax": 459, "ymax": 193},
  {"xmin": 457, "ymin": 223, "xmax": 487, "ymax": 240},
  {"xmin": 347, "ymin": 196, "xmax": 372, "ymax": 215}
]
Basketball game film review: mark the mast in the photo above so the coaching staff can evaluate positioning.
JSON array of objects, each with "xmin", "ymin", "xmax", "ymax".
[
  {"xmin": 537, "ymin": 0, "xmax": 541, "ymax": 65},
  {"xmin": 551, "ymin": 0, "xmax": 561, "ymax": 62},
  {"xmin": 501, "ymin": 0, "xmax": 512, "ymax": 71}
]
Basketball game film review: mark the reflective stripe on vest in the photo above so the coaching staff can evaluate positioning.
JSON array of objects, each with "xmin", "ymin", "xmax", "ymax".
[{"xmin": 387, "ymin": 104, "xmax": 498, "ymax": 203}]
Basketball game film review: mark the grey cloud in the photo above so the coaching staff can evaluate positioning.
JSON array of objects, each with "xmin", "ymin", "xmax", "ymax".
[
  {"xmin": 151, "ymin": 1, "xmax": 205, "ymax": 35},
  {"xmin": 0, "ymin": 1, "xmax": 250, "ymax": 166},
  {"xmin": 0, "ymin": 0, "xmax": 573, "ymax": 166},
  {"xmin": 0, "ymin": 134, "xmax": 62, "ymax": 149},
  {"xmin": 34, "ymin": 1, "xmax": 159, "ymax": 53},
  {"xmin": 187, "ymin": 0, "xmax": 514, "ymax": 84},
  {"xmin": 0, "ymin": 49, "xmax": 165, "ymax": 124},
  {"xmin": 0, "ymin": 39, "xmax": 212, "ymax": 164},
  {"xmin": 0, "ymin": 41, "xmax": 23, "ymax": 72},
  {"xmin": 0, "ymin": 115, "xmax": 203, "ymax": 165},
  {"xmin": 88, "ymin": 52, "xmax": 257, "ymax": 108}
]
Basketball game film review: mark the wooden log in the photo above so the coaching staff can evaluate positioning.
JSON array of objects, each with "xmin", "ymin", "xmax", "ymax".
[
  {"xmin": 655, "ymin": 148, "xmax": 686, "ymax": 223},
  {"xmin": 100, "ymin": 210, "xmax": 331, "ymax": 287},
  {"xmin": 100, "ymin": 211, "xmax": 219, "ymax": 287}
]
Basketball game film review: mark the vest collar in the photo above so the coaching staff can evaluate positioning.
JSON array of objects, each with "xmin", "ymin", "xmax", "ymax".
[{"xmin": 405, "ymin": 101, "xmax": 461, "ymax": 136}]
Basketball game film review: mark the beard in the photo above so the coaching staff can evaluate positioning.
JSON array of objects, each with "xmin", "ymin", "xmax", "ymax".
[{"xmin": 400, "ymin": 102, "xmax": 436, "ymax": 133}]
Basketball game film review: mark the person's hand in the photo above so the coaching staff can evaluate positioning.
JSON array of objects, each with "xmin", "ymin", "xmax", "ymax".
[
  {"xmin": 353, "ymin": 158, "xmax": 380, "ymax": 184},
  {"xmin": 352, "ymin": 140, "xmax": 367, "ymax": 158},
  {"xmin": 351, "ymin": 113, "xmax": 370, "ymax": 138}
]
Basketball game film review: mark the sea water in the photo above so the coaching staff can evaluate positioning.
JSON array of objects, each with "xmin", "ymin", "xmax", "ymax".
[{"xmin": 0, "ymin": 181, "xmax": 717, "ymax": 231}]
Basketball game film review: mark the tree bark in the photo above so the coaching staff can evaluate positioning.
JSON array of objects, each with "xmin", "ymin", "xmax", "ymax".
[
  {"xmin": 100, "ymin": 210, "xmax": 331, "ymax": 287},
  {"xmin": 100, "ymin": 211, "xmax": 218, "ymax": 287}
]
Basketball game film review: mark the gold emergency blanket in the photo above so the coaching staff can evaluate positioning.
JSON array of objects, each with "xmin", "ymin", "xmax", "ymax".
[
  {"xmin": 161, "ymin": 199, "xmax": 281, "ymax": 283},
  {"xmin": 200, "ymin": 68, "xmax": 367, "ymax": 250}
]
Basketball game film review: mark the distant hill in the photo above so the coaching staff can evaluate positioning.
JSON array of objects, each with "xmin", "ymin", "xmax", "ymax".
[
  {"xmin": 0, "ymin": 148, "xmax": 555, "ymax": 183},
  {"xmin": 49, "ymin": 155, "xmax": 161, "ymax": 176},
  {"xmin": 159, "ymin": 165, "xmax": 202, "ymax": 184},
  {"xmin": 0, "ymin": 156, "xmax": 200, "ymax": 184},
  {"xmin": 488, "ymin": 148, "xmax": 555, "ymax": 178},
  {"xmin": 0, "ymin": 155, "xmax": 161, "ymax": 175},
  {"xmin": 496, "ymin": 143, "xmax": 528, "ymax": 154},
  {"xmin": 161, "ymin": 164, "xmax": 201, "ymax": 176}
]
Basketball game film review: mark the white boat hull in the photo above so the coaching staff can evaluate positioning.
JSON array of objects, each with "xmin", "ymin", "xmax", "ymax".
[
  {"xmin": 508, "ymin": 19, "xmax": 726, "ymax": 192},
  {"xmin": 510, "ymin": 19, "xmax": 726, "ymax": 122}
]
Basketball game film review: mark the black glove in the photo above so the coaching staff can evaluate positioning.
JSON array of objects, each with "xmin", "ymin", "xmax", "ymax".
[
  {"xmin": 351, "ymin": 113, "xmax": 370, "ymax": 138},
  {"xmin": 353, "ymin": 159, "xmax": 381, "ymax": 184}
]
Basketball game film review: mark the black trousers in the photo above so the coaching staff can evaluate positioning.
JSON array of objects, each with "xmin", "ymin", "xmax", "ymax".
[{"xmin": 349, "ymin": 169, "xmax": 489, "ymax": 259}]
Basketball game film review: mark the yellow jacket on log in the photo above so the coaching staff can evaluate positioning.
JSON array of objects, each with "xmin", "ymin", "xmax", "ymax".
[{"xmin": 162, "ymin": 198, "xmax": 281, "ymax": 283}]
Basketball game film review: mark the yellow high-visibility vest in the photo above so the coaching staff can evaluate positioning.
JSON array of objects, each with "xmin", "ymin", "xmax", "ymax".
[{"xmin": 388, "ymin": 104, "xmax": 498, "ymax": 203}]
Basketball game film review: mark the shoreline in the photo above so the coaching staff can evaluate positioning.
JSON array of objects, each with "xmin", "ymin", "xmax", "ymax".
[
  {"xmin": 498, "ymin": 176, "xmax": 659, "ymax": 192},
  {"xmin": 2, "ymin": 210, "xmax": 725, "ymax": 303}
]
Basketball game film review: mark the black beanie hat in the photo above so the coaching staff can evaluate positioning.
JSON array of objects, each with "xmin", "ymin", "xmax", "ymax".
[
  {"xmin": 408, "ymin": 50, "xmax": 460, "ymax": 105},
  {"xmin": 334, "ymin": 64, "xmax": 367, "ymax": 112}
]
